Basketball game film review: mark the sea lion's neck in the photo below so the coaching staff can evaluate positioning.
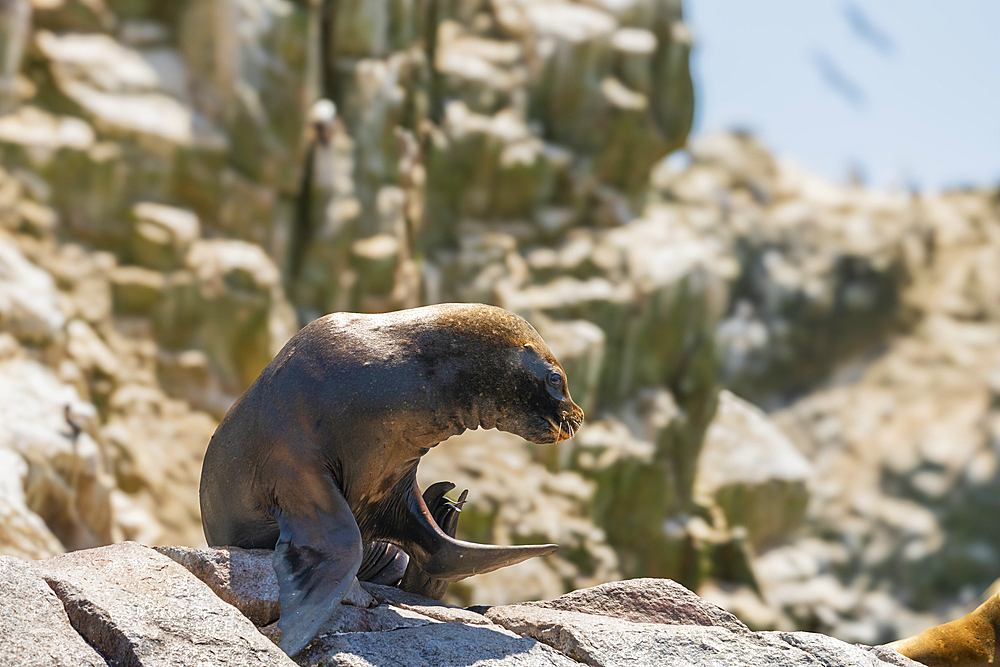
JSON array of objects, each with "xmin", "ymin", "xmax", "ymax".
[{"xmin": 463, "ymin": 397, "xmax": 499, "ymax": 432}]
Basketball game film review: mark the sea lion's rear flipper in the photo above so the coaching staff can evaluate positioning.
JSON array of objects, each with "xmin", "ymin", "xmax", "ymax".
[
  {"xmin": 425, "ymin": 539, "xmax": 559, "ymax": 582},
  {"xmin": 274, "ymin": 486, "xmax": 362, "ymax": 657},
  {"xmin": 358, "ymin": 540, "xmax": 409, "ymax": 586},
  {"xmin": 403, "ymin": 480, "xmax": 558, "ymax": 583},
  {"xmin": 399, "ymin": 482, "xmax": 468, "ymax": 598},
  {"xmin": 360, "ymin": 482, "xmax": 465, "ymax": 592}
]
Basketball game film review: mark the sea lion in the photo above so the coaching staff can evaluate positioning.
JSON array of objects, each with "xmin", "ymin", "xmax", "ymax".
[
  {"xmin": 199, "ymin": 303, "xmax": 584, "ymax": 656},
  {"xmin": 890, "ymin": 594, "xmax": 1000, "ymax": 667}
]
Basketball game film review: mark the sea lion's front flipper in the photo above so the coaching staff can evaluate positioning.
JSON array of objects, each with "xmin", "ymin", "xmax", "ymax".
[
  {"xmin": 403, "ymin": 479, "xmax": 558, "ymax": 583},
  {"xmin": 273, "ymin": 485, "xmax": 362, "ymax": 657}
]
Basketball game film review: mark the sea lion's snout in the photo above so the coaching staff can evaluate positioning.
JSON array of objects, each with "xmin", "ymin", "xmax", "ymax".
[
  {"xmin": 555, "ymin": 404, "xmax": 584, "ymax": 443},
  {"xmin": 523, "ymin": 398, "xmax": 583, "ymax": 445}
]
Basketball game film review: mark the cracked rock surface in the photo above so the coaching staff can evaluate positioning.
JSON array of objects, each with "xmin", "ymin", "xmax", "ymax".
[
  {"xmin": 4, "ymin": 542, "xmax": 920, "ymax": 667},
  {"xmin": 0, "ymin": 555, "xmax": 106, "ymax": 667},
  {"xmin": 32, "ymin": 541, "xmax": 295, "ymax": 667}
]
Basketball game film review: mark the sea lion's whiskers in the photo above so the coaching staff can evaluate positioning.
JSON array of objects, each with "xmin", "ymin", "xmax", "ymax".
[{"xmin": 557, "ymin": 420, "xmax": 563, "ymax": 441}]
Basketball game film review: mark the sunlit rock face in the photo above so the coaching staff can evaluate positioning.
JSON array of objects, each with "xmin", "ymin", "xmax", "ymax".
[
  {"xmin": 758, "ymin": 189, "xmax": 1000, "ymax": 644},
  {"xmin": 673, "ymin": 133, "xmax": 1000, "ymax": 644},
  {"xmin": 0, "ymin": 0, "xmax": 997, "ymax": 651},
  {"xmin": 0, "ymin": 0, "xmax": 705, "ymax": 603},
  {"xmin": 653, "ymin": 132, "xmax": 923, "ymax": 407},
  {"xmin": 2, "ymin": 543, "xmax": 923, "ymax": 666}
]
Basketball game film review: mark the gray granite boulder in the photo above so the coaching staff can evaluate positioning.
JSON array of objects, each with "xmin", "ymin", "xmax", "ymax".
[
  {"xmin": 518, "ymin": 577, "xmax": 750, "ymax": 632},
  {"xmin": 695, "ymin": 390, "xmax": 811, "ymax": 550},
  {"xmin": 33, "ymin": 541, "xmax": 295, "ymax": 667},
  {"xmin": 485, "ymin": 603, "xmax": 921, "ymax": 667},
  {"xmin": 155, "ymin": 544, "xmax": 283, "ymax": 626},
  {"xmin": 154, "ymin": 544, "xmax": 375, "ymax": 627},
  {"xmin": 0, "ymin": 555, "xmax": 107, "ymax": 667},
  {"xmin": 0, "ymin": 542, "xmax": 924, "ymax": 667},
  {"xmin": 296, "ymin": 620, "xmax": 578, "ymax": 667}
]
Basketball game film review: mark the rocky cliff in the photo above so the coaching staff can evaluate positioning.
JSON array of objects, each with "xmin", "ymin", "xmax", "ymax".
[
  {"xmin": 0, "ymin": 0, "xmax": 710, "ymax": 599},
  {"xmin": 0, "ymin": 0, "xmax": 999, "ymax": 654}
]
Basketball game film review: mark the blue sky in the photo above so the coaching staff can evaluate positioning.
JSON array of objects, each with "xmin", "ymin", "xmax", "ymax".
[{"xmin": 685, "ymin": 0, "xmax": 1000, "ymax": 191}]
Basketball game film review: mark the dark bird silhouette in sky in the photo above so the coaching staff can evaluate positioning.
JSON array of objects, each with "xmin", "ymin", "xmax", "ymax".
[
  {"xmin": 813, "ymin": 51, "xmax": 867, "ymax": 108},
  {"xmin": 843, "ymin": 2, "xmax": 895, "ymax": 55}
]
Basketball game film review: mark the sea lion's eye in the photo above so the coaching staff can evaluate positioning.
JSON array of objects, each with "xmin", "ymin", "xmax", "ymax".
[{"xmin": 547, "ymin": 371, "xmax": 562, "ymax": 388}]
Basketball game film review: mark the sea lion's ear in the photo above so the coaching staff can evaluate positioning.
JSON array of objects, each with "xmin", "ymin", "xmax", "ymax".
[{"xmin": 273, "ymin": 486, "xmax": 362, "ymax": 656}]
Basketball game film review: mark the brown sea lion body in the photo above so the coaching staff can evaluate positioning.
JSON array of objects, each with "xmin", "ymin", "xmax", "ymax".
[
  {"xmin": 199, "ymin": 303, "xmax": 583, "ymax": 655},
  {"xmin": 890, "ymin": 594, "xmax": 1000, "ymax": 667}
]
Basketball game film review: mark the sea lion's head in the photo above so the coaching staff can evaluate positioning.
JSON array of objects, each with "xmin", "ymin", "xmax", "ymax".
[
  {"xmin": 497, "ymin": 339, "xmax": 584, "ymax": 445},
  {"xmin": 420, "ymin": 303, "xmax": 584, "ymax": 445}
]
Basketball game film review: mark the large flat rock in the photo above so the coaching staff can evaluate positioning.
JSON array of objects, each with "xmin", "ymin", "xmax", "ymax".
[
  {"xmin": 361, "ymin": 581, "xmax": 495, "ymax": 625},
  {"xmin": 486, "ymin": 604, "xmax": 920, "ymax": 667},
  {"xmin": 154, "ymin": 545, "xmax": 282, "ymax": 626},
  {"xmin": 295, "ymin": 620, "xmax": 578, "ymax": 667},
  {"xmin": 154, "ymin": 545, "xmax": 375, "ymax": 627},
  {"xmin": 518, "ymin": 577, "xmax": 750, "ymax": 633},
  {"xmin": 33, "ymin": 541, "xmax": 295, "ymax": 667},
  {"xmin": 5, "ymin": 540, "xmax": 925, "ymax": 667},
  {"xmin": 0, "ymin": 555, "xmax": 107, "ymax": 667}
]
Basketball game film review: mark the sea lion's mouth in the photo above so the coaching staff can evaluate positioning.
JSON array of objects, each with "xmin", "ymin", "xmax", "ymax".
[{"xmin": 547, "ymin": 414, "xmax": 582, "ymax": 443}]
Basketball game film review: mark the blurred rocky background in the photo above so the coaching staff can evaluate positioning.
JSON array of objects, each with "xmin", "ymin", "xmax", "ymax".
[{"xmin": 0, "ymin": 0, "xmax": 997, "ymax": 649}]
